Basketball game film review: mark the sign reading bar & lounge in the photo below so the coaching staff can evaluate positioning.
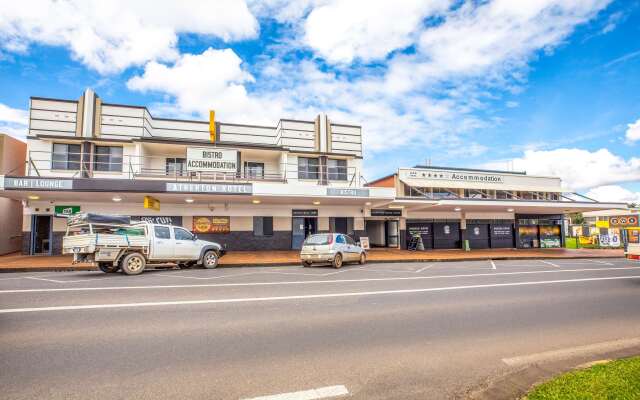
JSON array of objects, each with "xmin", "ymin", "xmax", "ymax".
[
  {"xmin": 186, "ymin": 147, "xmax": 237, "ymax": 173},
  {"xmin": 4, "ymin": 177, "xmax": 73, "ymax": 190},
  {"xmin": 166, "ymin": 182, "xmax": 252, "ymax": 194}
]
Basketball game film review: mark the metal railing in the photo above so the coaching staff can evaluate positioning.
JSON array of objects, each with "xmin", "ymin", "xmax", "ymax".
[{"xmin": 25, "ymin": 150, "xmax": 362, "ymax": 186}]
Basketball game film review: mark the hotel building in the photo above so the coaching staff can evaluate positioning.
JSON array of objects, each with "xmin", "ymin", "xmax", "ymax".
[{"xmin": 0, "ymin": 89, "xmax": 627, "ymax": 255}]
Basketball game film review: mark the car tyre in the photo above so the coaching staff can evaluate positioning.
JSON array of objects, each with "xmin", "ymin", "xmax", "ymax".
[
  {"xmin": 332, "ymin": 253, "xmax": 343, "ymax": 269},
  {"xmin": 120, "ymin": 253, "xmax": 146, "ymax": 276},
  {"xmin": 98, "ymin": 262, "xmax": 119, "ymax": 273},
  {"xmin": 359, "ymin": 252, "xmax": 366, "ymax": 265},
  {"xmin": 202, "ymin": 250, "xmax": 219, "ymax": 269},
  {"xmin": 302, "ymin": 261, "xmax": 312, "ymax": 267}
]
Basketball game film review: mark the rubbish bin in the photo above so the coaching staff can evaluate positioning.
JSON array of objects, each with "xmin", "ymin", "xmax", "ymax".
[{"xmin": 463, "ymin": 239, "xmax": 470, "ymax": 251}]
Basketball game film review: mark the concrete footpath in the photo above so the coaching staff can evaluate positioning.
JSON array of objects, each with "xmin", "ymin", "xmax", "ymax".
[{"xmin": 0, "ymin": 248, "xmax": 624, "ymax": 272}]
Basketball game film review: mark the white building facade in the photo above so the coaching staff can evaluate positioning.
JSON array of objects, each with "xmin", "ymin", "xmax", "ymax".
[{"xmin": 0, "ymin": 89, "xmax": 627, "ymax": 255}]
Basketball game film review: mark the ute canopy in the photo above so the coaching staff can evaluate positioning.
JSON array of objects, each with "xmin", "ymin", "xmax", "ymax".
[{"xmin": 68, "ymin": 213, "xmax": 131, "ymax": 226}]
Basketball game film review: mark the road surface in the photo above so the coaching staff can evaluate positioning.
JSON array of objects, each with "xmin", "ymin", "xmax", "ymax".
[{"xmin": 1, "ymin": 257, "xmax": 640, "ymax": 399}]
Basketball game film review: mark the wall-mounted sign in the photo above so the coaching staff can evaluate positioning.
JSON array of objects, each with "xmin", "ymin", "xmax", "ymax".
[
  {"xmin": 370, "ymin": 209, "xmax": 402, "ymax": 217},
  {"xmin": 4, "ymin": 177, "xmax": 73, "ymax": 190},
  {"xmin": 491, "ymin": 225, "xmax": 513, "ymax": 237},
  {"xmin": 359, "ymin": 237, "xmax": 370, "ymax": 250},
  {"xmin": 54, "ymin": 205, "xmax": 80, "ymax": 216},
  {"xmin": 144, "ymin": 196, "xmax": 160, "ymax": 211},
  {"xmin": 193, "ymin": 216, "xmax": 230, "ymax": 233},
  {"xmin": 402, "ymin": 169, "xmax": 503, "ymax": 184},
  {"xmin": 595, "ymin": 220, "xmax": 610, "ymax": 229},
  {"xmin": 610, "ymin": 215, "xmax": 638, "ymax": 227},
  {"xmin": 292, "ymin": 209, "xmax": 318, "ymax": 217},
  {"xmin": 132, "ymin": 216, "xmax": 182, "ymax": 226},
  {"xmin": 166, "ymin": 182, "xmax": 252, "ymax": 194},
  {"xmin": 326, "ymin": 188, "xmax": 370, "ymax": 197},
  {"xmin": 186, "ymin": 147, "xmax": 237, "ymax": 173}
]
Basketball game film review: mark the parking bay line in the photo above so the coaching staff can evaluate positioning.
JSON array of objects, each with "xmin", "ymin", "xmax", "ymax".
[
  {"xmin": 539, "ymin": 260, "xmax": 560, "ymax": 268},
  {"xmin": 1, "ymin": 274, "xmax": 639, "ymax": 314},
  {"xmin": 241, "ymin": 385, "xmax": 349, "ymax": 400},
  {"xmin": 0, "ymin": 266, "xmax": 634, "ymax": 294}
]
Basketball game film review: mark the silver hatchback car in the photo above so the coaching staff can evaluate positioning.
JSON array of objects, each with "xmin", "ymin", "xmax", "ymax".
[{"xmin": 300, "ymin": 233, "xmax": 367, "ymax": 268}]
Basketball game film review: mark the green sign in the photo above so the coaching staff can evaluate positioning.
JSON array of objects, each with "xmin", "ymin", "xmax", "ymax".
[{"xmin": 55, "ymin": 205, "xmax": 80, "ymax": 216}]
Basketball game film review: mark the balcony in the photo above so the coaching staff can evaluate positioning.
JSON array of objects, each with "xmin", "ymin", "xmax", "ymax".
[{"xmin": 26, "ymin": 150, "xmax": 363, "ymax": 186}]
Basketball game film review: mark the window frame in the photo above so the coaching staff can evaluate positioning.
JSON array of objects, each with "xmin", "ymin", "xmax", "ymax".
[
  {"xmin": 93, "ymin": 145, "xmax": 123, "ymax": 172},
  {"xmin": 245, "ymin": 162, "xmax": 265, "ymax": 179},
  {"xmin": 173, "ymin": 227, "xmax": 194, "ymax": 241},
  {"xmin": 297, "ymin": 157, "xmax": 319, "ymax": 180},
  {"xmin": 51, "ymin": 143, "xmax": 82, "ymax": 171},
  {"xmin": 154, "ymin": 226, "xmax": 171, "ymax": 239},
  {"xmin": 327, "ymin": 159, "xmax": 348, "ymax": 181}
]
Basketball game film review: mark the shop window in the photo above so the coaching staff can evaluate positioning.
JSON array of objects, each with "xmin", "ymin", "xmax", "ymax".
[
  {"xmin": 253, "ymin": 216, "xmax": 273, "ymax": 236},
  {"xmin": 327, "ymin": 159, "xmax": 348, "ymax": 181},
  {"xmin": 298, "ymin": 157, "xmax": 319, "ymax": 179},
  {"xmin": 166, "ymin": 158, "xmax": 186, "ymax": 176},
  {"xmin": 52, "ymin": 143, "xmax": 81, "ymax": 170},
  {"xmin": 94, "ymin": 146, "xmax": 123, "ymax": 172},
  {"xmin": 245, "ymin": 162, "xmax": 265, "ymax": 179}
]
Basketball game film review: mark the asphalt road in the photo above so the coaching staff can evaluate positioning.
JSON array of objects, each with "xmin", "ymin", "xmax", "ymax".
[{"xmin": 2, "ymin": 257, "xmax": 640, "ymax": 400}]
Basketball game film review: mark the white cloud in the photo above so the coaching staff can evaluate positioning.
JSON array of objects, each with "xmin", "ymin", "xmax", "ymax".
[
  {"xmin": 626, "ymin": 118, "xmax": 640, "ymax": 142},
  {"xmin": 127, "ymin": 48, "xmax": 286, "ymax": 124},
  {"xmin": 0, "ymin": 0, "xmax": 258, "ymax": 74},
  {"xmin": 506, "ymin": 101, "xmax": 519, "ymax": 108},
  {"xmin": 303, "ymin": 0, "xmax": 451, "ymax": 63},
  {"xmin": 586, "ymin": 185, "xmax": 640, "ymax": 204},
  {"xmin": 0, "ymin": 103, "xmax": 28, "ymax": 141},
  {"xmin": 485, "ymin": 148, "xmax": 640, "ymax": 191}
]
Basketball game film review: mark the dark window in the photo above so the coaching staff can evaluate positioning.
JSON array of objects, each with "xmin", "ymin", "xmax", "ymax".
[
  {"xmin": 166, "ymin": 158, "xmax": 186, "ymax": 176},
  {"xmin": 345, "ymin": 235, "xmax": 356, "ymax": 245},
  {"xmin": 298, "ymin": 157, "xmax": 319, "ymax": 180},
  {"xmin": 94, "ymin": 146, "xmax": 123, "ymax": 172},
  {"xmin": 245, "ymin": 162, "xmax": 265, "ymax": 179},
  {"xmin": 173, "ymin": 227, "xmax": 193, "ymax": 241},
  {"xmin": 253, "ymin": 216, "xmax": 273, "ymax": 236},
  {"xmin": 52, "ymin": 143, "xmax": 81, "ymax": 170},
  {"xmin": 154, "ymin": 226, "xmax": 171, "ymax": 239},
  {"xmin": 327, "ymin": 159, "xmax": 347, "ymax": 181}
]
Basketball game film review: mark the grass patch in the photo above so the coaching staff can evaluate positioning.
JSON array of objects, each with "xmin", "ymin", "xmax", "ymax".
[{"xmin": 526, "ymin": 356, "xmax": 640, "ymax": 399}]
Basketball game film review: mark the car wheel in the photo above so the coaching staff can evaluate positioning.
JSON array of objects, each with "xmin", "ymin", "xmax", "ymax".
[
  {"xmin": 332, "ymin": 253, "xmax": 343, "ymax": 269},
  {"xmin": 202, "ymin": 250, "xmax": 219, "ymax": 269},
  {"xmin": 120, "ymin": 253, "xmax": 146, "ymax": 275},
  {"xmin": 98, "ymin": 262, "xmax": 119, "ymax": 273},
  {"xmin": 359, "ymin": 252, "xmax": 366, "ymax": 265},
  {"xmin": 302, "ymin": 261, "xmax": 312, "ymax": 267}
]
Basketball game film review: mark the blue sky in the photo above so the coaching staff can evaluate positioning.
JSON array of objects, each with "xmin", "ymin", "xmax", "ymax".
[{"xmin": 0, "ymin": 0, "xmax": 638, "ymax": 202}]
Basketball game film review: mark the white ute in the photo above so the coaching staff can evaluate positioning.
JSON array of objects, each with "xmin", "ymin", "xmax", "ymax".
[{"xmin": 62, "ymin": 213, "xmax": 226, "ymax": 275}]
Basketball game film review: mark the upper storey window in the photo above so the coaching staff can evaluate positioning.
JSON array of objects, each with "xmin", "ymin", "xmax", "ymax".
[
  {"xmin": 52, "ymin": 143, "xmax": 81, "ymax": 170},
  {"xmin": 94, "ymin": 146, "xmax": 123, "ymax": 172},
  {"xmin": 328, "ymin": 159, "xmax": 347, "ymax": 181},
  {"xmin": 298, "ymin": 157, "xmax": 319, "ymax": 180}
]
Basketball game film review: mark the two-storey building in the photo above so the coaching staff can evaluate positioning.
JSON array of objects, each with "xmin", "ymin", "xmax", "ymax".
[{"xmin": 1, "ymin": 89, "xmax": 394, "ymax": 255}]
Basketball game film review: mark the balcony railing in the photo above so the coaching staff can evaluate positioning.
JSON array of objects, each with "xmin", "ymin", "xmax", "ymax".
[{"xmin": 26, "ymin": 151, "xmax": 362, "ymax": 186}]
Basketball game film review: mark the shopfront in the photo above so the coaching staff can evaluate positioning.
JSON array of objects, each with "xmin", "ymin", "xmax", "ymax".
[
  {"xmin": 365, "ymin": 209, "xmax": 401, "ymax": 248},
  {"xmin": 291, "ymin": 209, "xmax": 318, "ymax": 249},
  {"xmin": 515, "ymin": 214, "xmax": 564, "ymax": 248}
]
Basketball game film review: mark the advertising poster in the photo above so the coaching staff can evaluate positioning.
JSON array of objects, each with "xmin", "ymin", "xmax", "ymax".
[{"xmin": 193, "ymin": 216, "xmax": 230, "ymax": 234}]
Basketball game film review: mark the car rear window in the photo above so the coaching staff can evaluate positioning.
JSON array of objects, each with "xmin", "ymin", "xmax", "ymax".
[{"xmin": 304, "ymin": 234, "xmax": 332, "ymax": 245}]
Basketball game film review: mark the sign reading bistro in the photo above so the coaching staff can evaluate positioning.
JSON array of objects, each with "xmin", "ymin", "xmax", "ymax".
[
  {"xmin": 193, "ymin": 216, "xmax": 230, "ymax": 233},
  {"xmin": 186, "ymin": 147, "xmax": 237, "ymax": 173}
]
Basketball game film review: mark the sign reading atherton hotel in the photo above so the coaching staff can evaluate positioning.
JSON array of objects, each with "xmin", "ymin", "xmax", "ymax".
[{"xmin": 186, "ymin": 147, "xmax": 237, "ymax": 173}]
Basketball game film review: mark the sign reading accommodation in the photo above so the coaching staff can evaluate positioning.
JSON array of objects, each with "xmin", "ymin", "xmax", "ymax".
[
  {"xmin": 403, "ymin": 169, "xmax": 503, "ymax": 183},
  {"xmin": 186, "ymin": 147, "xmax": 237, "ymax": 173}
]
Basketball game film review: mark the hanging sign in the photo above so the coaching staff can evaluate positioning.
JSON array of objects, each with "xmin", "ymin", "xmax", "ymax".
[
  {"xmin": 186, "ymin": 147, "xmax": 237, "ymax": 173},
  {"xmin": 54, "ymin": 205, "xmax": 80, "ymax": 217},
  {"xmin": 144, "ymin": 196, "xmax": 160, "ymax": 211}
]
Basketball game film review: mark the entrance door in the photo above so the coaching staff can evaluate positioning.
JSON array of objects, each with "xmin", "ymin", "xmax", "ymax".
[
  {"xmin": 385, "ymin": 220, "xmax": 399, "ymax": 247},
  {"xmin": 292, "ymin": 217, "xmax": 318, "ymax": 249},
  {"xmin": 31, "ymin": 215, "xmax": 52, "ymax": 255},
  {"xmin": 465, "ymin": 224, "xmax": 490, "ymax": 249}
]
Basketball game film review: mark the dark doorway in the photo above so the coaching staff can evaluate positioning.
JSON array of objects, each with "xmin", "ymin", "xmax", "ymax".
[
  {"xmin": 31, "ymin": 215, "xmax": 52, "ymax": 255},
  {"xmin": 433, "ymin": 222, "xmax": 461, "ymax": 249},
  {"xmin": 291, "ymin": 217, "xmax": 318, "ymax": 249},
  {"xmin": 385, "ymin": 220, "xmax": 399, "ymax": 247}
]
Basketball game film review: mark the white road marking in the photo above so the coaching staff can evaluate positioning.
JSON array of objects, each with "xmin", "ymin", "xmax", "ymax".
[
  {"xmin": 588, "ymin": 259, "xmax": 614, "ymax": 266},
  {"xmin": 157, "ymin": 268, "xmax": 363, "ymax": 280},
  {"xmin": 502, "ymin": 337, "xmax": 640, "ymax": 367},
  {"xmin": 489, "ymin": 260, "xmax": 496, "ymax": 270},
  {"xmin": 539, "ymin": 260, "xmax": 560, "ymax": 268},
  {"xmin": 1, "ymin": 274, "xmax": 639, "ymax": 314},
  {"xmin": 25, "ymin": 276, "xmax": 110, "ymax": 284},
  {"xmin": 241, "ymin": 385, "xmax": 348, "ymax": 400},
  {"xmin": 415, "ymin": 264, "xmax": 434, "ymax": 273},
  {"xmin": 0, "ymin": 266, "xmax": 632, "ymax": 294}
]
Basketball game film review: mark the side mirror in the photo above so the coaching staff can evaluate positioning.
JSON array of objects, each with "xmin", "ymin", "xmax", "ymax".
[{"xmin": 193, "ymin": 235, "xmax": 198, "ymax": 241}]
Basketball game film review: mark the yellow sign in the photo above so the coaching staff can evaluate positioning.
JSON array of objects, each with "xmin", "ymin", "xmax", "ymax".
[
  {"xmin": 595, "ymin": 220, "xmax": 610, "ymax": 229},
  {"xmin": 193, "ymin": 216, "xmax": 230, "ymax": 233},
  {"xmin": 209, "ymin": 110, "xmax": 216, "ymax": 142},
  {"xmin": 143, "ymin": 196, "xmax": 160, "ymax": 211}
]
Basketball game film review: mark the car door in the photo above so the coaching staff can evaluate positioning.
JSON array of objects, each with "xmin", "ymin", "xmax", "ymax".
[
  {"xmin": 344, "ymin": 235, "xmax": 360, "ymax": 261},
  {"xmin": 152, "ymin": 225, "xmax": 174, "ymax": 260},
  {"xmin": 173, "ymin": 227, "xmax": 199, "ymax": 259}
]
